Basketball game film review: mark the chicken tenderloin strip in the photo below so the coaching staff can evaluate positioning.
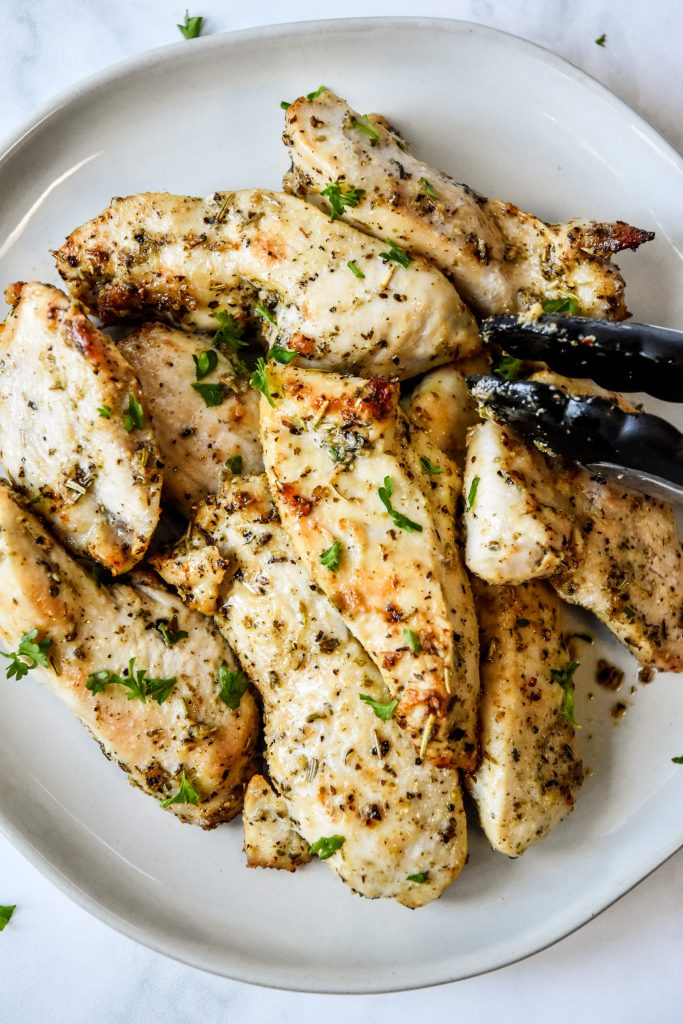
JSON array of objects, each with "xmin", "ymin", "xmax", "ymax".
[
  {"xmin": 282, "ymin": 90, "xmax": 653, "ymax": 319},
  {"xmin": 0, "ymin": 282, "xmax": 161, "ymax": 573},
  {"xmin": 155, "ymin": 475, "xmax": 467, "ymax": 906},
  {"xmin": 243, "ymin": 775, "xmax": 312, "ymax": 872},
  {"xmin": 118, "ymin": 323, "xmax": 263, "ymax": 514},
  {"xmin": 259, "ymin": 364, "xmax": 480, "ymax": 769},
  {"xmin": 55, "ymin": 189, "xmax": 480, "ymax": 380},
  {"xmin": 463, "ymin": 420, "xmax": 683, "ymax": 670},
  {"xmin": 0, "ymin": 484, "xmax": 259, "ymax": 826}
]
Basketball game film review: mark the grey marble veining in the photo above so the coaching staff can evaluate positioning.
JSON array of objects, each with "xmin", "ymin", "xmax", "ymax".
[{"xmin": 1, "ymin": 2, "xmax": 683, "ymax": 1022}]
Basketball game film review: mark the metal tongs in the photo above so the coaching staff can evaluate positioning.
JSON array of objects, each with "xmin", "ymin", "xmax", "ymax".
[{"xmin": 468, "ymin": 313, "xmax": 683, "ymax": 503}]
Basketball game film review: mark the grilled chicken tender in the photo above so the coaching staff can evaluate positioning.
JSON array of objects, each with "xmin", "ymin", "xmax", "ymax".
[
  {"xmin": 243, "ymin": 775, "xmax": 311, "ymax": 872},
  {"xmin": 0, "ymin": 484, "xmax": 259, "ymax": 826},
  {"xmin": 180, "ymin": 475, "xmax": 467, "ymax": 906},
  {"xmin": 55, "ymin": 189, "xmax": 480, "ymax": 380},
  {"xmin": 0, "ymin": 282, "xmax": 161, "ymax": 573},
  {"xmin": 282, "ymin": 90, "xmax": 654, "ymax": 319},
  {"xmin": 118, "ymin": 323, "xmax": 263, "ymax": 514},
  {"xmin": 464, "ymin": 420, "xmax": 683, "ymax": 670},
  {"xmin": 259, "ymin": 365, "xmax": 479, "ymax": 769},
  {"xmin": 468, "ymin": 579, "xmax": 583, "ymax": 856}
]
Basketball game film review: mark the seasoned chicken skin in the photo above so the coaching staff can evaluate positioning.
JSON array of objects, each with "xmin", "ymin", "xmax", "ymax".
[
  {"xmin": 0, "ymin": 484, "xmax": 259, "ymax": 826},
  {"xmin": 259, "ymin": 365, "xmax": 480, "ymax": 769},
  {"xmin": 464, "ymin": 421, "xmax": 683, "ymax": 670},
  {"xmin": 283, "ymin": 90, "xmax": 653, "ymax": 319},
  {"xmin": 0, "ymin": 282, "xmax": 161, "ymax": 573},
  {"xmin": 243, "ymin": 775, "xmax": 311, "ymax": 872},
  {"xmin": 55, "ymin": 190, "xmax": 480, "ymax": 380},
  {"xmin": 118, "ymin": 323, "xmax": 263, "ymax": 514},
  {"xmin": 183, "ymin": 476, "xmax": 467, "ymax": 906},
  {"xmin": 468, "ymin": 579, "xmax": 583, "ymax": 856}
]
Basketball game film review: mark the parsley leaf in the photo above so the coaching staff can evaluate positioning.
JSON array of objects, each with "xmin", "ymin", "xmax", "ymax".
[
  {"xmin": 466, "ymin": 476, "xmax": 480, "ymax": 510},
  {"xmin": 352, "ymin": 116, "xmax": 379, "ymax": 142},
  {"xmin": 1, "ymin": 629, "xmax": 52, "ymax": 680},
  {"xmin": 378, "ymin": 476, "xmax": 423, "ymax": 533},
  {"xmin": 255, "ymin": 302, "xmax": 277, "ymax": 325},
  {"xmin": 122, "ymin": 393, "xmax": 144, "ymax": 432},
  {"xmin": 550, "ymin": 660, "xmax": 581, "ymax": 728},
  {"xmin": 309, "ymin": 835, "xmax": 345, "ymax": 860},
  {"xmin": 306, "ymin": 85, "xmax": 328, "ymax": 100},
  {"xmin": 280, "ymin": 100, "xmax": 291, "ymax": 110},
  {"xmin": 359, "ymin": 693, "xmax": 398, "ymax": 720},
  {"xmin": 543, "ymin": 295, "xmax": 581, "ymax": 316},
  {"xmin": 623, "ymin": 605, "xmax": 636, "ymax": 620},
  {"xmin": 0, "ymin": 905, "xmax": 16, "ymax": 931},
  {"xmin": 406, "ymin": 871, "xmax": 428, "ymax": 883},
  {"xmin": 177, "ymin": 10, "xmax": 203, "ymax": 39},
  {"xmin": 672, "ymin": 755, "xmax": 683, "ymax": 764},
  {"xmin": 595, "ymin": 33, "xmax": 607, "ymax": 47},
  {"xmin": 403, "ymin": 628, "xmax": 422, "ymax": 654},
  {"xmin": 419, "ymin": 177, "xmax": 438, "ymax": 199},
  {"xmin": 268, "ymin": 344, "xmax": 296, "ymax": 364},
  {"xmin": 156, "ymin": 620, "xmax": 189, "ymax": 647},
  {"xmin": 347, "ymin": 260, "xmax": 365, "ymax": 279},
  {"xmin": 420, "ymin": 455, "xmax": 442, "ymax": 476},
  {"xmin": 249, "ymin": 358, "xmax": 276, "ymax": 407},
  {"xmin": 98, "ymin": 405, "xmax": 112, "ymax": 419},
  {"xmin": 192, "ymin": 382, "xmax": 228, "ymax": 407},
  {"xmin": 192, "ymin": 349, "xmax": 218, "ymax": 380},
  {"xmin": 218, "ymin": 663, "xmax": 248, "ymax": 709},
  {"xmin": 320, "ymin": 540, "xmax": 341, "ymax": 571},
  {"xmin": 212, "ymin": 310, "xmax": 247, "ymax": 353},
  {"xmin": 493, "ymin": 353, "xmax": 524, "ymax": 381},
  {"xmin": 86, "ymin": 658, "xmax": 176, "ymax": 705},
  {"xmin": 226, "ymin": 454, "xmax": 243, "ymax": 475},
  {"xmin": 319, "ymin": 180, "xmax": 366, "ymax": 221},
  {"xmin": 161, "ymin": 771, "xmax": 200, "ymax": 808},
  {"xmin": 379, "ymin": 239, "xmax": 411, "ymax": 268}
]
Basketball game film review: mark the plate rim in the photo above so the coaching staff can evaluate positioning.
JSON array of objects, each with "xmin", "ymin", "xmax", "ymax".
[{"xmin": 1, "ymin": 14, "xmax": 683, "ymax": 994}]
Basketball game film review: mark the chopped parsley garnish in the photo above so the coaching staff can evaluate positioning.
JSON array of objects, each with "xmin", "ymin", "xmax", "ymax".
[
  {"xmin": 543, "ymin": 295, "xmax": 581, "ymax": 316},
  {"xmin": 0, "ymin": 905, "xmax": 16, "ymax": 931},
  {"xmin": 466, "ymin": 475, "xmax": 480, "ymax": 510},
  {"xmin": 493, "ymin": 353, "xmax": 524, "ymax": 381},
  {"xmin": 623, "ymin": 605, "xmax": 636, "ymax": 620},
  {"xmin": 218, "ymin": 664, "xmax": 248, "ymax": 709},
  {"xmin": 161, "ymin": 771, "xmax": 200, "ymax": 808},
  {"xmin": 378, "ymin": 476, "xmax": 423, "ymax": 533},
  {"xmin": 403, "ymin": 628, "xmax": 422, "ymax": 654},
  {"xmin": 359, "ymin": 693, "xmax": 398, "ymax": 720},
  {"xmin": 1, "ymin": 629, "xmax": 52, "ymax": 680},
  {"xmin": 177, "ymin": 10, "xmax": 203, "ymax": 39},
  {"xmin": 255, "ymin": 302, "xmax": 277, "ymax": 325},
  {"xmin": 550, "ymin": 660, "xmax": 581, "ymax": 728},
  {"xmin": 268, "ymin": 344, "xmax": 296, "ymax": 364},
  {"xmin": 98, "ymin": 405, "xmax": 112, "ymax": 419},
  {"xmin": 595, "ymin": 33, "xmax": 607, "ymax": 47},
  {"xmin": 212, "ymin": 310, "xmax": 247, "ymax": 353},
  {"xmin": 306, "ymin": 85, "xmax": 328, "ymax": 100},
  {"xmin": 352, "ymin": 116, "xmax": 379, "ymax": 142},
  {"xmin": 379, "ymin": 239, "xmax": 411, "ymax": 268},
  {"xmin": 672, "ymin": 755, "xmax": 683, "ymax": 764},
  {"xmin": 420, "ymin": 455, "xmax": 442, "ymax": 476},
  {"xmin": 192, "ymin": 382, "xmax": 228, "ymax": 407},
  {"xmin": 192, "ymin": 349, "xmax": 218, "ymax": 380},
  {"xmin": 320, "ymin": 540, "xmax": 341, "ymax": 572},
  {"xmin": 347, "ymin": 260, "xmax": 365, "ymax": 279},
  {"xmin": 280, "ymin": 100, "xmax": 291, "ymax": 110},
  {"xmin": 516, "ymin": 618, "xmax": 530, "ymax": 628},
  {"xmin": 419, "ymin": 178, "xmax": 438, "ymax": 199},
  {"xmin": 156, "ymin": 620, "xmax": 189, "ymax": 647},
  {"xmin": 86, "ymin": 657, "xmax": 176, "ymax": 705},
  {"xmin": 249, "ymin": 358, "xmax": 276, "ymax": 407},
  {"xmin": 122, "ymin": 393, "xmax": 144, "ymax": 432},
  {"xmin": 406, "ymin": 872, "xmax": 428, "ymax": 883},
  {"xmin": 226, "ymin": 454, "xmax": 243, "ymax": 475},
  {"xmin": 308, "ymin": 835, "xmax": 345, "ymax": 860},
  {"xmin": 319, "ymin": 180, "xmax": 366, "ymax": 221}
]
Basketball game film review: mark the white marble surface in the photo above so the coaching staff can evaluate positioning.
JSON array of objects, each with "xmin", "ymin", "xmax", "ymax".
[{"xmin": 1, "ymin": 1, "xmax": 682, "ymax": 1020}]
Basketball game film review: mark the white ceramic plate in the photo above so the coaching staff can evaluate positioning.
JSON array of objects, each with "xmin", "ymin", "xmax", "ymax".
[{"xmin": 1, "ymin": 17, "xmax": 682, "ymax": 994}]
